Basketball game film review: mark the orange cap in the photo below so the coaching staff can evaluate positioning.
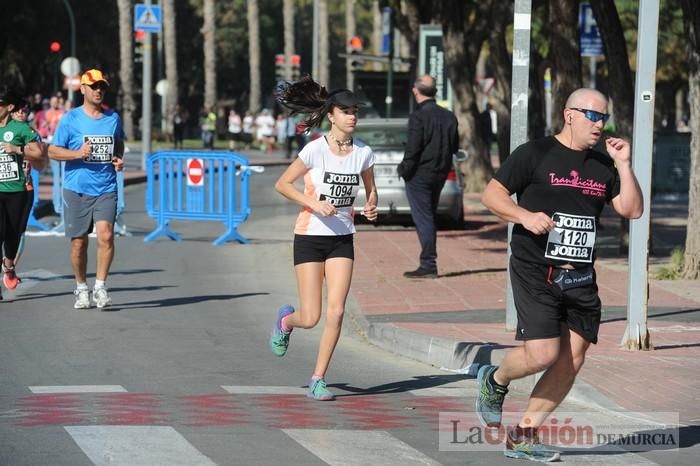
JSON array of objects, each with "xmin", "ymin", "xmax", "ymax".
[{"xmin": 80, "ymin": 69, "xmax": 110, "ymax": 86}]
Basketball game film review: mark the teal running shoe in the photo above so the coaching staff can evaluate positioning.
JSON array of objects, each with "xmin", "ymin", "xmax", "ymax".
[
  {"xmin": 475, "ymin": 364, "xmax": 508, "ymax": 427},
  {"xmin": 307, "ymin": 377, "xmax": 334, "ymax": 401},
  {"xmin": 504, "ymin": 427, "xmax": 561, "ymax": 462},
  {"xmin": 270, "ymin": 305, "xmax": 295, "ymax": 357}
]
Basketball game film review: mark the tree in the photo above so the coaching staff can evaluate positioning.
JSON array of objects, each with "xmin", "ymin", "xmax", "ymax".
[
  {"xmin": 202, "ymin": 0, "xmax": 217, "ymax": 109},
  {"xmin": 247, "ymin": 0, "xmax": 261, "ymax": 112},
  {"xmin": 116, "ymin": 0, "xmax": 135, "ymax": 140},
  {"xmin": 319, "ymin": 0, "xmax": 330, "ymax": 86},
  {"xmin": 438, "ymin": 1, "xmax": 494, "ymax": 191},
  {"xmin": 548, "ymin": 0, "xmax": 582, "ymax": 133},
  {"xmin": 680, "ymin": 0, "xmax": 700, "ymax": 278},
  {"xmin": 485, "ymin": 1, "xmax": 513, "ymax": 164},
  {"xmin": 589, "ymin": 0, "xmax": 634, "ymax": 140},
  {"xmin": 163, "ymin": 0, "xmax": 179, "ymax": 138},
  {"xmin": 346, "ymin": 0, "xmax": 357, "ymax": 89},
  {"xmin": 283, "ymin": 0, "xmax": 295, "ymax": 81}
]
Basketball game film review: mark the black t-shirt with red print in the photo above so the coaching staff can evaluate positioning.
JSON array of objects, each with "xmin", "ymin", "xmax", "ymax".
[{"xmin": 494, "ymin": 136, "xmax": 620, "ymax": 266}]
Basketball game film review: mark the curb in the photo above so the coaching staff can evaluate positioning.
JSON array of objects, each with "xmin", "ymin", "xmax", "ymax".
[{"xmin": 346, "ymin": 297, "xmax": 622, "ymax": 411}]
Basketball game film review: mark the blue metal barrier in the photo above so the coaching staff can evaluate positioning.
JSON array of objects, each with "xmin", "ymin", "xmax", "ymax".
[
  {"xmin": 50, "ymin": 159, "xmax": 65, "ymax": 234},
  {"xmin": 144, "ymin": 151, "xmax": 258, "ymax": 246},
  {"xmin": 26, "ymin": 167, "xmax": 49, "ymax": 230}
]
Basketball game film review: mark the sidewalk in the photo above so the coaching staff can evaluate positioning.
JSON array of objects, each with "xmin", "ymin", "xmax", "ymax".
[{"xmin": 349, "ymin": 193, "xmax": 700, "ymax": 425}]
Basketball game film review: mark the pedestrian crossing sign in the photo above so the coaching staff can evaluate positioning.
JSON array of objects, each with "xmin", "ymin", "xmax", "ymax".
[{"xmin": 134, "ymin": 4, "xmax": 162, "ymax": 33}]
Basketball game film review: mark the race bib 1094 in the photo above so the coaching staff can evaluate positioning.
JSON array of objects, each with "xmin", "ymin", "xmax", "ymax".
[{"xmin": 544, "ymin": 212, "xmax": 596, "ymax": 263}]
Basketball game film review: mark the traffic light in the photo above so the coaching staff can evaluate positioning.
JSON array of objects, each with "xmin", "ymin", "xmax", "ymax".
[
  {"xmin": 275, "ymin": 54, "xmax": 285, "ymax": 81},
  {"xmin": 349, "ymin": 36, "xmax": 364, "ymax": 71},
  {"xmin": 290, "ymin": 54, "xmax": 301, "ymax": 80},
  {"xmin": 50, "ymin": 41, "xmax": 62, "ymax": 53},
  {"xmin": 134, "ymin": 30, "xmax": 146, "ymax": 63}
]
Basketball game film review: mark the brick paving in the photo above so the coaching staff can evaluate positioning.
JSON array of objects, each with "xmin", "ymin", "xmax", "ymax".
[{"xmin": 352, "ymin": 194, "xmax": 700, "ymax": 425}]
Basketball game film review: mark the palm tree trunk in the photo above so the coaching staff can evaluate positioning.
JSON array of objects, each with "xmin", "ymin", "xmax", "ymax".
[
  {"xmin": 162, "ymin": 0, "xmax": 178, "ymax": 137},
  {"xmin": 117, "ymin": 0, "xmax": 135, "ymax": 140},
  {"xmin": 202, "ymin": 0, "xmax": 217, "ymax": 109},
  {"xmin": 346, "ymin": 0, "xmax": 356, "ymax": 89},
  {"xmin": 318, "ymin": 0, "xmax": 329, "ymax": 86},
  {"xmin": 681, "ymin": 0, "xmax": 700, "ymax": 279},
  {"xmin": 283, "ymin": 0, "xmax": 295, "ymax": 81},
  {"xmin": 247, "ymin": 0, "xmax": 261, "ymax": 112}
]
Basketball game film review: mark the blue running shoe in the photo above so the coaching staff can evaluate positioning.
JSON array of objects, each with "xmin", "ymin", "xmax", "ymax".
[
  {"xmin": 476, "ymin": 364, "xmax": 508, "ymax": 428},
  {"xmin": 504, "ymin": 427, "xmax": 561, "ymax": 462},
  {"xmin": 307, "ymin": 377, "xmax": 334, "ymax": 401},
  {"xmin": 270, "ymin": 305, "xmax": 295, "ymax": 357}
]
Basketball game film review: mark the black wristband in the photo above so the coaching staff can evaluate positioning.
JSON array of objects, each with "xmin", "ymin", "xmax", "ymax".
[{"xmin": 18, "ymin": 144, "xmax": 24, "ymax": 154}]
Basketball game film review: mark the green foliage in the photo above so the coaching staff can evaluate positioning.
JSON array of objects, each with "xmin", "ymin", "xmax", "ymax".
[{"xmin": 655, "ymin": 247, "xmax": 685, "ymax": 280}]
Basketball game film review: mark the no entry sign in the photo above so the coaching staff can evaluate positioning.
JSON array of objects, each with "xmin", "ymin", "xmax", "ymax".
[{"xmin": 187, "ymin": 158, "xmax": 204, "ymax": 186}]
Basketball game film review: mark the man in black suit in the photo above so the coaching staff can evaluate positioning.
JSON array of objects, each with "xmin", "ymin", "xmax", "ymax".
[{"xmin": 398, "ymin": 75, "xmax": 459, "ymax": 278}]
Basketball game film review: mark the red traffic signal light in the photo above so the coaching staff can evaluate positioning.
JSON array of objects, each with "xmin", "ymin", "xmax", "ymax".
[
  {"xmin": 50, "ymin": 41, "xmax": 62, "ymax": 53},
  {"xmin": 349, "ymin": 36, "xmax": 363, "ymax": 51}
]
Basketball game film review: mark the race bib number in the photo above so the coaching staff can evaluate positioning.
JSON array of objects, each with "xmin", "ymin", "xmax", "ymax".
[
  {"xmin": 84, "ymin": 135, "xmax": 114, "ymax": 163},
  {"xmin": 0, "ymin": 152, "xmax": 20, "ymax": 181},
  {"xmin": 544, "ymin": 212, "xmax": 596, "ymax": 263},
  {"xmin": 319, "ymin": 171, "xmax": 358, "ymax": 208}
]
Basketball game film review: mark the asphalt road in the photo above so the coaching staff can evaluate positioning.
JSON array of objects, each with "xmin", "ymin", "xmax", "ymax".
[{"xmin": 0, "ymin": 167, "xmax": 694, "ymax": 465}]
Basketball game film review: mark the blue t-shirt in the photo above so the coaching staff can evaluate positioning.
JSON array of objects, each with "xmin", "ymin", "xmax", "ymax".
[{"xmin": 52, "ymin": 106, "xmax": 125, "ymax": 196}]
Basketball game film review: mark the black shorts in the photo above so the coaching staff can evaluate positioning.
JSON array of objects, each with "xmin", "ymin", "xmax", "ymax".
[
  {"xmin": 294, "ymin": 234, "xmax": 354, "ymax": 265},
  {"xmin": 510, "ymin": 256, "xmax": 602, "ymax": 344}
]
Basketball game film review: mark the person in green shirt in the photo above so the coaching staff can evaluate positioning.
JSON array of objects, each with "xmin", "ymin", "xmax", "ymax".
[{"xmin": 0, "ymin": 88, "xmax": 45, "ymax": 297}]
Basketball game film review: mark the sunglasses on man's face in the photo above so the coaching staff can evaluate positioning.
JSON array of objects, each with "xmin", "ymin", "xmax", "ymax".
[
  {"xmin": 88, "ymin": 83, "xmax": 108, "ymax": 90},
  {"xmin": 569, "ymin": 107, "xmax": 610, "ymax": 124}
]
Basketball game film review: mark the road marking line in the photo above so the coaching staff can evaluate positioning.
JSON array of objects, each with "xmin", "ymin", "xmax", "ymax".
[
  {"xmin": 283, "ymin": 429, "xmax": 442, "ymax": 466},
  {"xmin": 221, "ymin": 385, "xmax": 307, "ymax": 395},
  {"xmin": 65, "ymin": 426, "xmax": 216, "ymax": 466},
  {"xmin": 409, "ymin": 386, "xmax": 478, "ymax": 397},
  {"xmin": 29, "ymin": 385, "xmax": 128, "ymax": 394}
]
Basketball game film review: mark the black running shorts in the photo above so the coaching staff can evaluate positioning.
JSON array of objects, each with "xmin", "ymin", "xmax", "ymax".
[
  {"xmin": 293, "ymin": 234, "xmax": 354, "ymax": 265},
  {"xmin": 509, "ymin": 255, "xmax": 602, "ymax": 344}
]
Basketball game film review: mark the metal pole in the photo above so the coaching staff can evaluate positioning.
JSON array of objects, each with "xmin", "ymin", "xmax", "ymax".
[
  {"xmin": 386, "ymin": 8, "xmax": 393, "ymax": 118},
  {"xmin": 622, "ymin": 0, "xmax": 659, "ymax": 351},
  {"xmin": 312, "ymin": 0, "xmax": 319, "ymax": 79},
  {"xmin": 62, "ymin": 0, "xmax": 76, "ymax": 103},
  {"xmin": 505, "ymin": 0, "xmax": 533, "ymax": 331},
  {"xmin": 589, "ymin": 56, "xmax": 597, "ymax": 88},
  {"xmin": 544, "ymin": 67, "xmax": 552, "ymax": 135},
  {"xmin": 142, "ymin": 0, "xmax": 153, "ymax": 170}
]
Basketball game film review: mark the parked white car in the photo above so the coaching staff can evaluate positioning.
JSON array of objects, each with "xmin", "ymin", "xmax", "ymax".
[{"xmin": 353, "ymin": 119, "xmax": 467, "ymax": 228}]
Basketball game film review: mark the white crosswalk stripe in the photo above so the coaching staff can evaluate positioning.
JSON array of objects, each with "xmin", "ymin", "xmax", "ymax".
[
  {"xmin": 65, "ymin": 426, "xmax": 217, "ymax": 466},
  {"xmin": 283, "ymin": 429, "xmax": 443, "ymax": 466},
  {"xmin": 221, "ymin": 385, "xmax": 307, "ymax": 395},
  {"xmin": 29, "ymin": 385, "xmax": 127, "ymax": 394}
]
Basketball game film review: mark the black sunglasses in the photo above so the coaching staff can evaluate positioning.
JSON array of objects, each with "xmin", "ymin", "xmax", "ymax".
[
  {"xmin": 88, "ymin": 82, "xmax": 108, "ymax": 90},
  {"xmin": 569, "ymin": 107, "xmax": 610, "ymax": 124}
]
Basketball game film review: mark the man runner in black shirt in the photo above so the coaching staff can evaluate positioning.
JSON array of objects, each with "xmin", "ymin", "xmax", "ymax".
[{"xmin": 478, "ymin": 88, "xmax": 643, "ymax": 462}]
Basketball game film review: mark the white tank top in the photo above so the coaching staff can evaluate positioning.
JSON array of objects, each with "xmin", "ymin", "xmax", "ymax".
[{"xmin": 294, "ymin": 136, "xmax": 374, "ymax": 236}]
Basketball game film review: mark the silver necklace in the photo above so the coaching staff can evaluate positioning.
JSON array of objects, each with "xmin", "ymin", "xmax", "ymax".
[{"xmin": 328, "ymin": 132, "xmax": 353, "ymax": 151}]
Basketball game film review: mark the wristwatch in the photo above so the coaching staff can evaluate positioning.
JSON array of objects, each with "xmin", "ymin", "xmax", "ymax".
[{"xmin": 18, "ymin": 144, "xmax": 24, "ymax": 154}]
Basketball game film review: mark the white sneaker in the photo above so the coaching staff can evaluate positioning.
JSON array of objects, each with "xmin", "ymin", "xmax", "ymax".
[
  {"xmin": 73, "ymin": 289, "xmax": 91, "ymax": 309},
  {"xmin": 92, "ymin": 287, "xmax": 112, "ymax": 309}
]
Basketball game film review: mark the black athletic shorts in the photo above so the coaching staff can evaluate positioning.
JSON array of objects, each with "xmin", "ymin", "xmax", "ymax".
[
  {"xmin": 293, "ymin": 234, "xmax": 354, "ymax": 265},
  {"xmin": 510, "ymin": 255, "xmax": 602, "ymax": 344}
]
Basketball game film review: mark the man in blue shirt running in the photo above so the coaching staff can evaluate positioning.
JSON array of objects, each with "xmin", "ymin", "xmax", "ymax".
[{"xmin": 49, "ymin": 69, "xmax": 125, "ymax": 310}]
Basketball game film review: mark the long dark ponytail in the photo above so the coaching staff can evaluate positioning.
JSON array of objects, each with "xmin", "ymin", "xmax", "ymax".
[{"xmin": 275, "ymin": 75, "xmax": 330, "ymax": 132}]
